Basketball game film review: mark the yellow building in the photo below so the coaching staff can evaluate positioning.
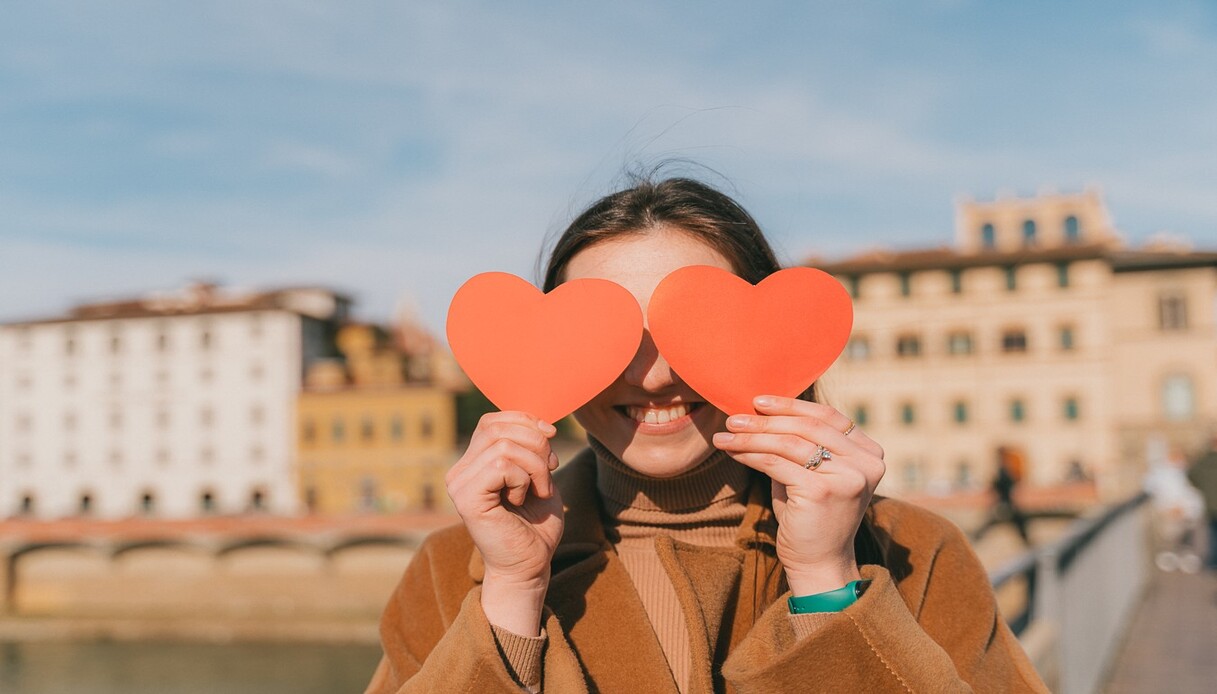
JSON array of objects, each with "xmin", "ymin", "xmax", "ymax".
[
  {"xmin": 815, "ymin": 188, "xmax": 1217, "ymax": 499},
  {"xmin": 297, "ymin": 325, "xmax": 457, "ymax": 513}
]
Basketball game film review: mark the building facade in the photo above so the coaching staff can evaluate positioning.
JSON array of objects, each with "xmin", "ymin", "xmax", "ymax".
[
  {"xmin": 0, "ymin": 284, "xmax": 348, "ymax": 519},
  {"xmin": 296, "ymin": 324, "xmax": 458, "ymax": 514},
  {"xmin": 816, "ymin": 189, "xmax": 1217, "ymax": 499}
]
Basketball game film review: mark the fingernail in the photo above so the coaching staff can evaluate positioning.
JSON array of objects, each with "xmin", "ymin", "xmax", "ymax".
[
  {"xmin": 537, "ymin": 420, "xmax": 557, "ymax": 436},
  {"xmin": 726, "ymin": 415, "xmax": 750, "ymax": 428},
  {"xmin": 548, "ymin": 452, "xmax": 560, "ymax": 470},
  {"xmin": 754, "ymin": 396, "xmax": 776, "ymax": 408},
  {"xmin": 713, "ymin": 432, "xmax": 735, "ymax": 444}
]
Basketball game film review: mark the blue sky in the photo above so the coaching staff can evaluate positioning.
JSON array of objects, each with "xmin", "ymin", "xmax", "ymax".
[{"xmin": 2, "ymin": 1, "xmax": 1215, "ymax": 333}]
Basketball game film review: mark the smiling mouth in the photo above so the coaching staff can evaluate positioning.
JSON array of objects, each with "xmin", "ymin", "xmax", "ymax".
[{"xmin": 615, "ymin": 402, "xmax": 704, "ymax": 425}]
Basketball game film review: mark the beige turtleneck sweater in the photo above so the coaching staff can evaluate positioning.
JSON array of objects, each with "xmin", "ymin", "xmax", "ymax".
[{"xmin": 490, "ymin": 441, "xmax": 831, "ymax": 692}]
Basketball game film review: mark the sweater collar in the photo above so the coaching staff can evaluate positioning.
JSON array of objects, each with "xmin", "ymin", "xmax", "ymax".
[{"xmin": 588, "ymin": 436, "xmax": 751, "ymax": 514}]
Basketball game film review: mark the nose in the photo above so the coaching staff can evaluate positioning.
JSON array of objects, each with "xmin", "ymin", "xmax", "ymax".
[{"xmin": 622, "ymin": 330, "xmax": 679, "ymax": 392}]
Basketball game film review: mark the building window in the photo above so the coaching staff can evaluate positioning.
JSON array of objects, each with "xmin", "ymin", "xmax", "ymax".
[
  {"xmin": 108, "ymin": 449, "xmax": 122, "ymax": 467},
  {"xmin": 79, "ymin": 493, "xmax": 94, "ymax": 515},
  {"xmin": 900, "ymin": 402, "xmax": 916, "ymax": 426},
  {"xmin": 1022, "ymin": 219, "xmax": 1037, "ymax": 245},
  {"xmin": 898, "ymin": 272, "xmax": 912, "ymax": 297},
  {"xmin": 955, "ymin": 461, "xmax": 973, "ymax": 489},
  {"xmin": 156, "ymin": 408, "xmax": 170, "ymax": 429},
  {"xmin": 947, "ymin": 331, "xmax": 974, "ymax": 355},
  {"xmin": 903, "ymin": 461, "xmax": 922, "ymax": 491},
  {"xmin": 63, "ymin": 373, "xmax": 77, "ymax": 389},
  {"xmin": 1004, "ymin": 265, "xmax": 1018, "ymax": 291},
  {"xmin": 110, "ymin": 334, "xmax": 122, "ymax": 355},
  {"xmin": 250, "ymin": 313, "xmax": 263, "ymax": 339},
  {"xmin": 156, "ymin": 448, "xmax": 170, "ymax": 466},
  {"xmin": 250, "ymin": 362, "xmax": 265, "ymax": 381},
  {"xmin": 853, "ymin": 405, "xmax": 869, "ymax": 427},
  {"xmin": 845, "ymin": 275, "xmax": 861, "ymax": 299},
  {"xmin": 1163, "ymin": 374, "xmax": 1195, "ymax": 421},
  {"xmin": 250, "ymin": 405, "xmax": 264, "ymax": 426},
  {"xmin": 391, "ymin": 415, "xmax": 404, "ymax": 441},
  {"xmin": 949, "ymin": 269, "xmax": 963, "ymax": 294},
  {"xmin": 16, "ymin": 372, "xmax": 32, "ymax": 390},
  {"xmin": 65, "ymin": 330, "xmax": 77, "ymax": 356},
  {"xmin": 64, "ymin": 411, "xmax": 77, "ymax": 432},
  {"xmin": 845, "ymin": 336, "xmax": 871, "ymax": 360},
  {"xmin": 140, "ymin": 491, "xmax": 156, "ymax": 515},
  {"xmin": 1064, "ymin": 215, "xmax": 1080, "ymax": 243},
  {"xmin": 332, "ymin": 418, "xmax": 345, "ymax": 443},
  {"xmin": 1001, "ymin": 329, "xmax": 1028, "ymax": 353},
  {"xmin": 302, "ymin": 419, "xmax": 317, "ymax": 444},
  {"xmin": 421, "ymin": 415, "xmax": 435, "ymax": 440},
  {"xmin": 200, "ymin": 326, "xmax": 213, "ymax": 350},
  {"xmin": 1158, "ymin": 294, "xmax": 1188, "ymax": 331},
  {"xmin": 1010, "ymin": 399, "xmax": 1026, "ymax": 423},
  {"xmin": 200, "ymin": 446, "xmax": 214, "ymax": 464},
  {"xmin": 17, "ymin": 327, "xmax": 32, "ymax": 351},
  {"xmin": 200, "ymin": 407, "xmax": 214, "ymax": 428},
  {"xmin": 249, "ymin": 488, "xmax": 268, "ymax": 512},
  {"xmin": 19, "ymin": 494, "xmax": 35, "ymax": 515},
  {"xmin": 361, "ymin": 417, "xmax": 375, "ymax": 442},
  {"xmin": 157, "ymin": 329, "xmax": 169, "ymax": 352},
  {"xmin": 201, "ymin": 490, "xmax": 216, "ymax": 514},
  {"xmin": 981, "ymin": 223, "xmax": 996, "ymax": 249},
  {"xmin": 1056, "ymin": 261, "xmax": 1070, "ymax": 288},
  {"xmin": 63, "ymin": 451, "xmax": 78, "ymax": 468},
  {"xmin": 250, "ymin": 445, "xmax": 265, "ymax": 463},
  {"xmin": 896, "ymin": 334, "xmax": 922, "ymax": 358},
  {"xmin": 953, "ymin": 400, "xmax": 969, "ymax": 424},
  {"xmin": 16, "ymin": 413, "xmax": 32, "ymax": 433},
  {"xmin": 1059, "ymin": 325, "xmax": 1075, "ymax": 351},
  {"xmin": 1063, "ymin": 397, "xmax": 1080, "ymax": 421}
]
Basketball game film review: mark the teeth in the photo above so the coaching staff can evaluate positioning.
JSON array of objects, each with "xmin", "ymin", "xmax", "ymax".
[{"xmin": 626, "ymin": 404, "xmax": 691, "ymax": 424}]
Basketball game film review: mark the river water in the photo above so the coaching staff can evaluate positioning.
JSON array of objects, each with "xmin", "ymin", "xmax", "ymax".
[{"xmin": 0, "ymin": 640, "xmax": 383, "ymax": 693}]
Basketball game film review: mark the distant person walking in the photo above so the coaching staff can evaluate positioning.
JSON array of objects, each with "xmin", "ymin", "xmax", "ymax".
[
  {"xmin": 1186, "ymin": 436, "xmax": 1217, "ymax": 571},
  {"xmin": 991, "ymin": 446, "xmax": 1030, "ymax": 545},
  {"xmin": 1143, "ymin": 438, "xmax": 1204, "ymax": 573}
]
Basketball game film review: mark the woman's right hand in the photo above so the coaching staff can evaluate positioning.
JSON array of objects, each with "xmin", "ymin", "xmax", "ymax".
[{"xmin": 445, "ymin": 411, "xmax": 565, "ymax": 636}]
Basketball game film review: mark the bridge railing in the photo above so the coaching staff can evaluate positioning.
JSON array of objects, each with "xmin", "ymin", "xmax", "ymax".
[{"xmin": 990, "ymin": 492, "xmax": 1151, "ymax": 694}]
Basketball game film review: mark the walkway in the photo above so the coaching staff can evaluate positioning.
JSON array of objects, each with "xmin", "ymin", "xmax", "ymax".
[{"xmin": 1104, "ymin": 569, "xmax": 1217, "ymax": 693}]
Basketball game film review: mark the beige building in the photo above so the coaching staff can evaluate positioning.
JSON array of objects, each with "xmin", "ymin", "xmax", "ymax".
[
  {"xmin": 297, "ymin": 324, "xmax": 458, "ymax": 513},
  {"xmin": 815, "ymin": 189, "xmax": 1217, "ymax": 499}
]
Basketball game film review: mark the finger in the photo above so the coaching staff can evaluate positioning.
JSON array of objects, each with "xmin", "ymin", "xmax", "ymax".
[
  {"xmin": 715, "ymin": 449, "xmax": 806, "ymax": 487},
  {"xmin": 751, "ymin": 397, "xmax": 883, "ymax": 457},
  {"xmin": 752, "ymin": 396, "xmax": 851, "ymax": 430},
  {"xmin": 471, "ymin": 411, "xmax": 556, "ymax": 447},
  {"xmin": 725, "ymin": 414, "xmax": 856, "ymax": 458},
  {"xmin": 454, "ymin": 439, "xmax": 554, "ymax": 500},
  {"xmin": 465, "ymin": 416, "xmax": 555, "ymax": 464}
]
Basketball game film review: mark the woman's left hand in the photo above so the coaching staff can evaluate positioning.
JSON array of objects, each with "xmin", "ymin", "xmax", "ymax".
[{"xmin": 712, "ymin": 395, "xmax": 886, "ymax": 596}]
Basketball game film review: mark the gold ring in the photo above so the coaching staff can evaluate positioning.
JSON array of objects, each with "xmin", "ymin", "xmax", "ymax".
[{"xmin": 842, "ymin": 420, "xmax": 856, "ymax": 436}]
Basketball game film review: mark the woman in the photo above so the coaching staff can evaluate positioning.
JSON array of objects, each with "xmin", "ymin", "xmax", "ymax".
[{"xmin": 366, "ymin": 177, "xmax": 1048, "ymax": 693}]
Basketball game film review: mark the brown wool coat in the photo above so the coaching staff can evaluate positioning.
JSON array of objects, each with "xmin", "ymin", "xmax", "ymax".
[{"xmin": 366, "ymin": 449, "xmax": 1049, "ymax": 693}]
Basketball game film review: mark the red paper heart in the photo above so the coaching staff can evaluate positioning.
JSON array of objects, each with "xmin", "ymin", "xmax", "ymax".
[
  {"xmin": 446, "ymin": 272, "xmax": 644, "ymax": 424},
  {"xmin": 647, "ymin": 266, "xmax": 853, "ymax": 415}
]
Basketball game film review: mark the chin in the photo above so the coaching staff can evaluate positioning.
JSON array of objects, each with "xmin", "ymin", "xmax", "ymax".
[{"xmin": 618, "ymin": 439, "xmax": 715, "ymax": 478}]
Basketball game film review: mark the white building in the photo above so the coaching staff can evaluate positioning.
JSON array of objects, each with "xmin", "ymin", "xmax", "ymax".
[{"xmin": 0, "ymin": 283, "xmax": 349, "ymax": 519}]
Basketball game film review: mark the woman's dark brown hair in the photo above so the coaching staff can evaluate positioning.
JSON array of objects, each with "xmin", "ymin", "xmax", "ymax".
[{"xmin": 542, "ymin": 176, "xmax": 782, "ymax": 291}]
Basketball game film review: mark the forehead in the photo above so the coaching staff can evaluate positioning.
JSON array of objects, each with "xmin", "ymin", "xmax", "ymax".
[{"xmin": 562, "ymin": 227, "xmax": 734, "ymax": 300}]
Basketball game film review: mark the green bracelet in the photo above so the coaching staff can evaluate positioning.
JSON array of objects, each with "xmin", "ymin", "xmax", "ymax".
[{"xmin": 788, "ymin": 580, "xmax": 871, "ymax": 614}]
